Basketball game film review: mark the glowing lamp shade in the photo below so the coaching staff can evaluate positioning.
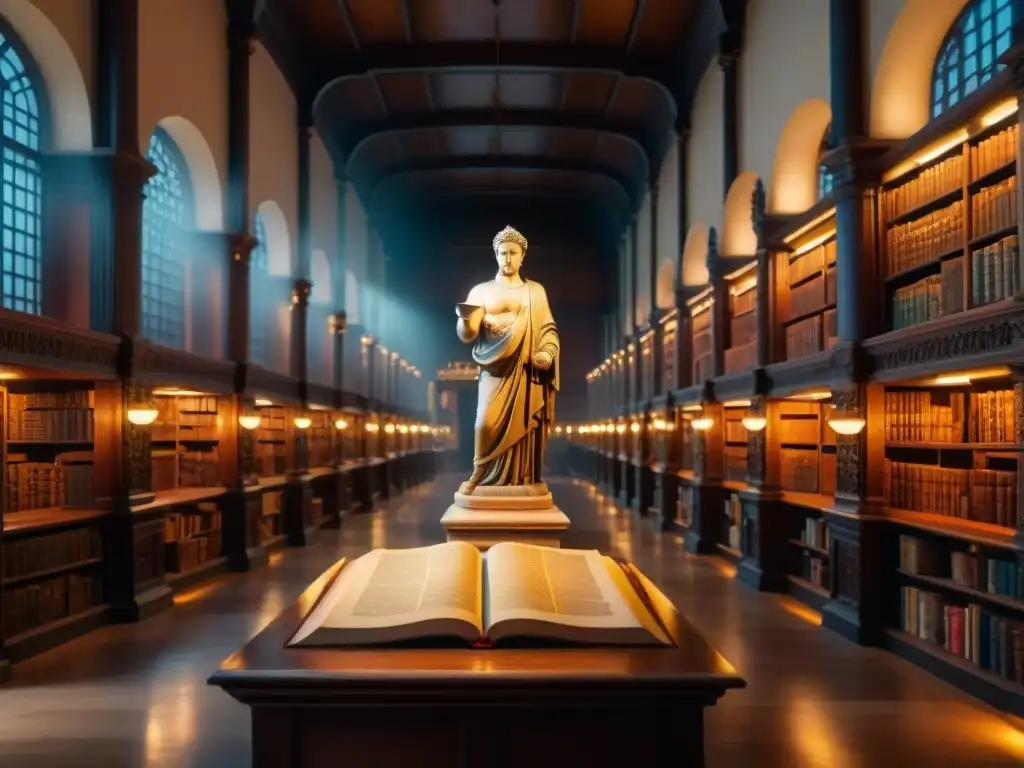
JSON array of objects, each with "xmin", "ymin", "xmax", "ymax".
[
  {"xmin": 690, "ymin": 417, "xmax": 714, "ymax": 432},
  {"xmin": 384, "ymin": 424, "xmax": 396, "ymax": 434},
  {"xmin": 629, "ymin": 422, "xmax": 640, "ymax": 433},
  {"xmin": 741, "ymin": 416, "xmax": 767, "ymax": 432},
  {"xmin": 615, "ymin": 424, "xmax": 626, "ymax": 434},
  {"xmin": 293, "ymin": 416, "xmax": 312, "ymax": 430},
  {"xmin": 238, "ymin": 414, "xmax": 261, "ymax": 430},
  {"xmin": 126, "ymin": 407, "xmax": 159, "ymax": 426},
  {"xmin": 399, "ymin": 425, "xmax": 409, "ymax": 434},
  {"xmin": 828, "ymin": 417, "xmax": 866, "ymax": 435},
  {"xmin": 653, "ymin": 418, "xmax": 667, "ymax": 431},
  {"xmin": 334, "ymin": 418, "xmax": 348, "ymax": 431}
]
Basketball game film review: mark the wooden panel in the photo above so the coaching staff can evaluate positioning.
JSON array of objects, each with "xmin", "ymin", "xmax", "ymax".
[
  {"xmin": 496, "ymin": 72, "xmax": 563, "ymax": 109},
  {"xmin": 407, "ymin": 0, "xmax": 495, "ymax": 42},
  {"xmin": 631, "ymin": 0, "xmax": 698, "ymax": 52},
  {"xmin": 576, "ymin": 0, "xmax": 638, "ymax": 44},
  {"xmin": 376, "ymin": 74, "xmax": 433, "ymax": 115},
  {"xmin": 561, "ymin": 73, "xmax": 617, "ymax": 113},
  {"xmin": 497, "ymin": 0, "xmax": 576, "ymax": 41},
  {"xmin": 347, "ymin": 0, "xmax": 408, "ymax": 44},
  {"xmin": 606, "ymin": 81, "xmax": 661, "ymax": 122},
  {"xmin": 429, "ymin": 73, "xmax": 495, "ymax": 109}
]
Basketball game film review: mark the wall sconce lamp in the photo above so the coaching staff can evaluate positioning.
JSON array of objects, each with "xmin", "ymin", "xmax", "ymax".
[
  {"xmin": 741, "ymin": 415, "xmax": 767, "ymax": 432},
  {"xmin": 615, "ymin": 424, "xmax": 626, "ymax": 434},
  {"xmin": 238, "ymin": 414, "xmax": 261, "ymax": 430},
  {"xmin": 629, "ymin": 422, "xmax": 640, "ymax": 434},
  {"xmin": 399, "ymin": 424, "xmax": 409, "ymax": 434},
  {"xmin": 653, "ymin": 418, "xmax": 667, "ymax": 432},
  {"xmin": 691, "ymin": 417, "xmax": 714, "ymax": 432},
  {"xmin": 294, "ymin": 416, "xmax": 312, "ymax": 430},
  {"xmin": 334, "ymin": 418, "xmax": 348, "ymax": 431},
  {"xmin": 127, "ymin": 406, "xmax": 159, "ymax": 426},
  {"xmin": 828, "ymin": 416, "xmax": 866, "ymax": 435},
  {"xmin": 384, "ymin": 423, "xmax": 396, "ymax": 435}
]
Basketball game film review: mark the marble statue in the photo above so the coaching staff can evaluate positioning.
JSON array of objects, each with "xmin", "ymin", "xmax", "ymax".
[{"xmin": 455, "ymin": 226, "xmax": 560, "ymax": 493}]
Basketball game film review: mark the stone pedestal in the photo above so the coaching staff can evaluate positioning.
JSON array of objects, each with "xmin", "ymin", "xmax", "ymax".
[{"xmin": 440, "ymin": 483, "xmax": 570, "ymax": 550}]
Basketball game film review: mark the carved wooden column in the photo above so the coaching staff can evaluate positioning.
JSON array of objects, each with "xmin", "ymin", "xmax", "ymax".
[
  {"xmin": 752, "ymin": 180, "xmax": 772, "ymax": 368},
  {"xmin": 629, "ymin": 217, "xmax": 641, "ymax": 407},
  {"xmin": 685, "ymin": 402, "xmax": 725, "ymax": 555},
  {"xmin": 719, "ymin": 32, "xmax": 740, "ymax": 195},
  {"xmin": 707, "ymin": 229, "xmax": 728, "ymax": 378},
  {"xmin": 283, "ymin": 279, "xmax": 314, "ymax": 547},
  {"xmin": 822, "ymin": 384, "xmax": 886, "ymax": 644}
]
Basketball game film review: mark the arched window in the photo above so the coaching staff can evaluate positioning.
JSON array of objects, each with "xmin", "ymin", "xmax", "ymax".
[
  {"xmin": 142, "ymin": 128, "xmax": 192, "ymax": 348},
  {"xmin": 250, "ymin": 212, "xmax": 269, "ymax": 366},
  {"xmin": 932, "ymin": 0, "xmax": 1023, "ymax": 119},
  {"xmin": 818, "ymin": 124, "xmax": 836, "ymax": 200},
  {"xmin": 0, "ymin": 31, "xmax": 44, "ymax": 315}
]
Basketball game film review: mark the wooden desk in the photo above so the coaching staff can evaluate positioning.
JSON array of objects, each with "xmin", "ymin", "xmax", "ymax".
[{"xmin": 209, "ymin": 562, "xmax": 745, "ymax": 768}]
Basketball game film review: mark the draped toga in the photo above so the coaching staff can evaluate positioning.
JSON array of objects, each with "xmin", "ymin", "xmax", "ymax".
[{"xmin": 471, "ymin": 280, "xmax": 559, "ymax": 486}]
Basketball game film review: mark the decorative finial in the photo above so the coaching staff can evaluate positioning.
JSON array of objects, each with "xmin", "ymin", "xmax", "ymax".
[
  {"xmin": 751, "ymin": 179, "xmax": 766, "ymax": 245},
  {"xmin": 706, "ymin": 226, "xmax": 719, "ymax": 275},
  {"xmin": 492, "ymin": 225, "xmax": 528, "ymax": 255}
]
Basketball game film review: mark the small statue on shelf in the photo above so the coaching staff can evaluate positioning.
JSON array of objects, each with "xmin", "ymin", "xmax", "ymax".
[{"xmin": 455, "ymin": 226, "xmax": 560, "ymax": 494}]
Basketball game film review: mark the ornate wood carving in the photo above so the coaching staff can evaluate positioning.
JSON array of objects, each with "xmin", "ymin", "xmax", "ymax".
[
  {"xmin": 124, "ymin": 383, "xmax": 153, "ymax": 495},
  {"xmin": 241, "ymin": 427, "xmax": 257, "ymax": 479},
  {"xmin": 746, "ymin": 398, "xmax": 765, "ymax": 486},
  {"xmin": 131, "ymin": 519, "xmax": 164, "ymax": 587},
  {"xmin": 833, "ymin": 537, "xmax": 860, "ymax": 604},
  {"xmin": 835, "ymin": 434, "xmax": 861, "ymax": 497},
  {"xmin": 869, "ymin": 317, "xmax": 1024, "ymax": 374},
  {"xmin": 0, "ymin": 310, "xmax": 119, "ymax": 372},
  {"xmin": 1015, "ymin": 383, "xmax": 1024, "ymax": 446},
  {"xmin": 134, "ymin": 342, "xmax": 236, "ymax": 392}
]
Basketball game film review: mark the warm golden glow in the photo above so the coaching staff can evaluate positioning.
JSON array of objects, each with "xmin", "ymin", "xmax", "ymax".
[
  {"xmin": 729, "ymin": 276, "xmax": 757, "ymax": 296},
  {"xmin": 783, "ymin": 208, "xmax": 837, "ymax": 244},
  {"xmin": 723, "ymin": 399, "xmax": 751, "ymax": 408},
  {"xmin": 792, "ymin": 230, "xmax": 836, "ymax": 257},
  {"xmin": 384, "ymin": 423, "xmax": 396, "ymax": 434},
  {"xmin": 827, "ymin": 417, "xmax": 866, "ymax": 435},
  {"xmin": 653, "ymin": 418, "xmax": 667, "ymax": 431},
  {"xmin": 742, "ymin": 416, "xmax": 767, "ymax": 432},
  {"xmin": 365, "ymin": 423, "xmax": 379, "ymax": 433},
  {"xmin": 934, "ymin": 374, "xmax": 972, "ymax": 386},
  {"xmin": 980, "ymin": 98, "xmax": 1018, "ymax": 128},
  {"xmin": 615, "ymin": 424, "xmax": 626, "ymax": 434},
  {"xmin": 788, "ymin": 390, "xmax": 831, "ymax": 401},
  {"xmin": 0, "ymin": 369, "xmax": 20, "ymax": 380},
  {"xmin": 778, "ymin": 597, "xmax": 823, "ymax": 626},
  {"xmin": 399, "ymin": 424, "xmax": 409, "ymax": 434},
  {"xmin": 682, "ymin": 404, "xmax": 703, "ymax": 412},
  {"xmin": 691, "ymin": 417, "xmax": 714, "ymax": 432},
  {"xmin": 238, "ymin": 414, "xmax": 261, "ymax": 430},
  {"xmin": 629, "ymin": 422, "xmax": 640, "ymax": 434},
  {"xmin": 254, "ymin": 397, "xmax": 274, "ymax": 406},
  {"xmin": 127, "ymin": 407, "xmax": 159, "ymax": 426},
  {"xmin": 152, "ymin": 388, "xmax": 206, "ymax": 397},
  {"xmin": 334, "ymin": 418, "xmax": 348, "ymax": 430},
  {"xmin": 686, "ymin": 286, "xmax": 713, "ymax": 307},
  {"xmin": 566, "ymin": 426, "xmax": 573, "ymax": 434},
  {"xmin": 916, "ymin": 131, "xmax": 968, "ymax": 166},
  {"xmin": 293, "ymin": 416, "xmax": 312, "ymax": 430}
]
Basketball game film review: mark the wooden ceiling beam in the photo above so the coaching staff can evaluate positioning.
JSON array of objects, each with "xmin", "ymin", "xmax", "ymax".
[
  {"xmin": 311, "ymin": 44, "xmax": 678, "ymax": 94},
  {"xmin": 330, "ymin": 110, "xmax": 665, "ymax": 163}
]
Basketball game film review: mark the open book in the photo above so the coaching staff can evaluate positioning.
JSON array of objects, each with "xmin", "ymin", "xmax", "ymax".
[{"xmin": 288, "ymin": 542, "xmax": 676, "ymax": 648}]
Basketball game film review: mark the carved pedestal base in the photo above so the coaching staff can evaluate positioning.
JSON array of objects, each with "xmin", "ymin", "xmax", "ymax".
[
  {"xmin": 440, "ymin": 483, "xmax": 571, "ymax": 550},
  {"xmin": 820, "ymin": 509, "xmax": 885, "ymax": 646}
]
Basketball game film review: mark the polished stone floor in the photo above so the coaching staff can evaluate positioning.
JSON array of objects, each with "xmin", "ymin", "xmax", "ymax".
[{"xmin": 1, "ymin": 475, "xmax": 1023, "ymax": 767}]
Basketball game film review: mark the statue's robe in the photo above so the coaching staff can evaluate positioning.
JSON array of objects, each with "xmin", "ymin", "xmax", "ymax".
[{"xmin": 472, "ymin": 280, "xmax": 559, "ymax": 486}]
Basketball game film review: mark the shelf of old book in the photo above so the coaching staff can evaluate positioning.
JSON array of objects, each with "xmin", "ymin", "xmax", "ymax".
[
  {"xmin": 689, "ymin": 289, "xmax": 713, "ymax": 384},
  {"xmin": 150, "ymin": 390, "xmax": 222, "ymax": 494},
  {"xmin": 722, "ymin": 402, "xmax": 750, "ymax": 483},
  {"xmin": 307, "ymin": 409, "xmax": 333, "ymax": 469},
  {"xmin": 723, "ymin": 264, "xmax": 757, "ymax": 375},
  {"xmin": 0, "ymin": 374, "xmax": 110, "ymax": 658},
  {"xmin": 659, "ymin": 309, "xmax": 678, "ymax": 393},
  {"xmin": 779, "ymin": 212, "xmax": 838, "ymax": 361},
  {"xmin": 882, "ymin": 99, "xmax": 1020, "ymax": 332},
  {"xmin": 254, "ymin": 398, "xmax": 288, "ymax": 477},
  {"xmin": 639, "ymin": 328, "xmax": 655, "ymax": 401}
]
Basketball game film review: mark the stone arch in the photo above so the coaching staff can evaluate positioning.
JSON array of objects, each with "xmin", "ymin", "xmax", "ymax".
[
  {"xmin": 0, "ymin": 0, "xmax": 91, "ymax": 150},
  {"xmin": 870, "ymin": 0, "xmax": 973, "ymax": 138},
  {"xmin": 681, "ymin": 223, "xmax": 710, "ymax": 287},
  {"xmin": 656, "ymin": 258, "xmax": 675, "ymax": 309},
  {"xmin": 310, "ymin": 248, "xmax": 331, "ymax": 305},
  {"xmin": 769, "ymin": 98, "xmax": 833, "ymax": 214},
  {"xmin": 721, "ymin": 172, "xmax": 761, "ymax": 256},
  {"xmin": 156, "ymin": 116, "xmax": 224, "ymax": 231},
  {"xmin": 256, "ymin": 200, "xmax": 291, "ymax": 277},
  {"xmin": 345, "ymin": 268, "xmax": 360, "ymax": 324}
]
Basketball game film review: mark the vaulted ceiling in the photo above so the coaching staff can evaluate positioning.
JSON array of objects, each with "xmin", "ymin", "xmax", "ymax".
[{"xmin": 251, "ymin": 0, "xmax": 743, "ymax": 248}]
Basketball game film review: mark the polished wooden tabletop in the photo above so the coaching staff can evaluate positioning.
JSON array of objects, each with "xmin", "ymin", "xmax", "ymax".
[{"xmin": 210, "ymin": 557, "xmax": 745, "ymax": 697}]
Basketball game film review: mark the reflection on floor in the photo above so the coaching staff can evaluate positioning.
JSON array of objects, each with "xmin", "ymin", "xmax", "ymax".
[{"xmin": 0, "ymin": 475, "xmax": 1023, "ymax": 767}]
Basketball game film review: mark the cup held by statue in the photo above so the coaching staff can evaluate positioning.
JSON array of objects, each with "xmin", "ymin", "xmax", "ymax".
[{"xmin": 456, "ymin": 303, "xmax": 485, "ymax": 322}]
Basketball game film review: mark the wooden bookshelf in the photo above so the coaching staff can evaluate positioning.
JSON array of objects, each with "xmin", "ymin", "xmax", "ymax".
[
  {"xmin": 151, "ymin": 394, "xmax": 221, "ymax": 492},
  {"xmin": 722, "ymin": 404, "xmax": 748, "ymax": 483},
  {"xmin": 307, "ymin": 410, "xmax": 333, "ymax": 469},
  {"xmin": 163, "ymin": 502, "xmax": 224, "ymax": 585},
  {"xmin": 882, "ymin": 113, "xmax": 1020, "ymax": 331},
  {"xmin": 255, "ymin": 402, "xmax": 288, "ymax": 477},
  {"xmin": 339, "ymin": 410, "xmax": 363, "ymax": 465},
  {"xmin": 778, "ymin": 399, "xmax": 836, "ymax": 496},
  {"xmin": 659, "ymin": 310, "xmax": 678, "ymax": 393},
  {"xmin": 639, "ymin": 329, "xmax": 655, "ymax": 401},
  {"xmin": 780, "ymin": 216, "xmax": 838, "ymax": 361},
  {"xmin": 723, "ymin": 266, "xmax": 757, "ymax": 374},
  {"xmin": 690, "ymin": 292, "xmax": 713, "ymax": 384}
]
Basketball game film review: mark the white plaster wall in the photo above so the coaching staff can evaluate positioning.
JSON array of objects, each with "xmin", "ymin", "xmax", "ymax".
[
  {"xmin": 139, "ymin": 0, "xmax": 228, "ymax": 189},
  {"xmin": 248, "ymin": 42, "xmax": 298, "ymax": 273},
  {"xmin": 739, "ymin": 0, "xmax": 830, "ymax": 189},
  {"xmin": 344, "ymin": 185, "xmax": 369, "ymax": 325},
  {"xmin": 687, "ymin": 62, "xmax": 725, "ymax": 237},
  {"xmin": 22, "ymin": 0, "xmax": 94, "ymax": 132},
  {"xmin": 656, "ymin": 138, "xmax": 680, "ymax": 298},
  {"xmin": 310, "ymin": 130, "xmax": 338, "ymax": 285}
]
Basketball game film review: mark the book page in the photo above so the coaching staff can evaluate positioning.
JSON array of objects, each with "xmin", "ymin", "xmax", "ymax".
[
  {"xmin": 483, "ymin": 542, "xmax": 643, "ymax": 633},
  {"xmin": 289, "ymin": 542, "xmax": 483, "ymax": 644}
]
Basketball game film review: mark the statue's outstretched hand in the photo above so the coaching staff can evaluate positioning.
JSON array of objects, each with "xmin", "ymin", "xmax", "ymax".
[{"xmin": 532, "ymin": 351, "xmax": 553, "ymax": 370}]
